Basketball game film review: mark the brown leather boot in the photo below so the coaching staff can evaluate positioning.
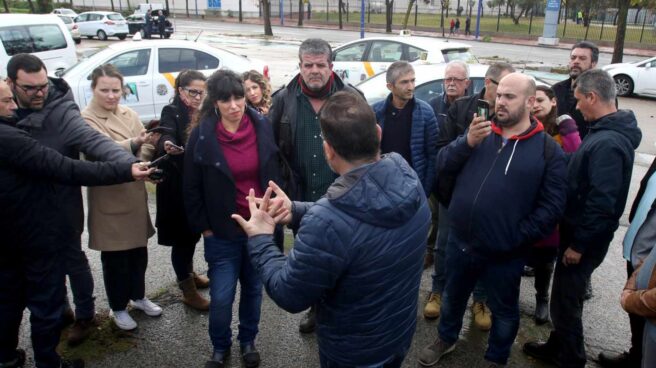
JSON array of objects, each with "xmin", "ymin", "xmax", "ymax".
[
  {"xmin": 179, "ymin": 276, "xmax": 210, "ymax": 311},
  {"xmin": 67, "ymin": 317, "xmax": 98, "ymax": 346},
  {"xmin": 192, "ymin": 272, "xmax": 210, "ymax": 289}
]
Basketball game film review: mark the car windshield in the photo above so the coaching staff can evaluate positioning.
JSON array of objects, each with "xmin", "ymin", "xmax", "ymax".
[
  {"xmin": 59, "ymin": 16, "xmax": 73, "ymax": 24},
  {"xmin": 442, "ymin": 49, "xmax": 478, "ymax": 63},
  {"xmin": 60, "ymin": 47, "xmax": 109, "ymax": 77},
  {"xmin": 108, "ymin": 14, "xmax": 124, "ymax": 20}
]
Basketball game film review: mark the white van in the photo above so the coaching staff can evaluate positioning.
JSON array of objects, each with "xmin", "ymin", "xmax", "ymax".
[{"xmin": 0, "ymin": 14, "xmax": 78, "ymax": 78}]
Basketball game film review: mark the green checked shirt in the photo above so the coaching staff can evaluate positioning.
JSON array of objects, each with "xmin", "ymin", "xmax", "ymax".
[{"xmin": 293, "ymin": 93, "xmax": 336, "ymax": 202}]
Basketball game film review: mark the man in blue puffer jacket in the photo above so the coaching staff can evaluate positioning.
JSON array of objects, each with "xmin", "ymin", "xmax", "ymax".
[
  {"xmin": 419, "ymin": 73, "xmax": 568, "ymax": 367},
  {"xmin": 233, "ymin": 91, "xmax": 431, "ymax": 368},
  {"xmin": 372, "ymin": 61, "xmax": 439, "ymax": 195}
]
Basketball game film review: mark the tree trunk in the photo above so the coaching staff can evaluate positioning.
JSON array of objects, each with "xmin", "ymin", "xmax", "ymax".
[
  {"xmin": 2, "ymin": 0, "xmax": 9, "ymax": 13},
  {"xmin": 298, "ymin": 0, "xmax": 304, "ymax": 25},
  {"xmin": 36, "ymin": 0, "xmax": 48, "ymax": 13},
  {"xmin": 633, "ymin": 6, "xmax": 641, "ymax": 24},
  {"xmin": 338, "ymin": 0, "xmax": 343, "ymax": 29},
  {"xmin": 385, "ymin": 0, "xmax": 393, "ymax": 32},
  {"xmin": 110, "ymin": 0, "xmax": 115, "ymax": 11},
  {"xmin": 263, "ymin": 0, "xmax": 273, "ymax": 35},
  {"xmin": 185, "ymin": 0, "xmax": 189, "ymax": 17},
  {"xmin": 611, "ymin": 0, "xmax": 629, "ymax": 63},
  {"xmin": 402, "ymin": 0, "xmax": 415, "ymax": 28}
]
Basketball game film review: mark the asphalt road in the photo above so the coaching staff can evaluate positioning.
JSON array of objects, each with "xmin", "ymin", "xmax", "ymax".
[{"xmin": 14, "ymin": 20, "xmax": 656, "ymax": 367}]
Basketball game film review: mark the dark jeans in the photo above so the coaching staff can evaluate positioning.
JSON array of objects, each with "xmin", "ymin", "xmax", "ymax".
[
  {"xmin": 547, "ymin": 247, "xmax": 606, "ymax": 368},
  {"xmin": 63, "ymin": 237, "xmax": 95, "ymax": 320},
  {"xmin": 437, "ymin": 231, "xmax": 524, "ymax": 365},
  {"xmin": 626, "ymin": 261, "xmax": 645, "ymax": 362},
  {"xmin": 100, "ymin": 247, "xmax": 148, "ymax": 311},
  {"xmin": 171, "ymin": 243, "xmax": 197, "ymax": 281},
  {"xmin": 204, "ymin": 235, "xmax": 262, "ymax": 353},
  {"xmin": 0, "ymin": 251, "xmax": 66, "ymax": 368},
  {"xmin": 319, "ymin": 350, "xmax": 406, "ymax": 368},
  {"xmin": 432, "ymin": 204, "xmax": 486, "ymax": 302}
]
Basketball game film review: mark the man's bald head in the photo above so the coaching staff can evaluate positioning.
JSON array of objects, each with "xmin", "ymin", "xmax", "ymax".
[
  {"xmin": 499, "ymin": 72, "xmax": 536, "ymax": 98},
  {"xmin": 0, "ymin": 79, "xmax": 17, "ymax": 119},
  {"xmin": 494, "ymin": 73, "xmax": 536, "ymax": 128}
]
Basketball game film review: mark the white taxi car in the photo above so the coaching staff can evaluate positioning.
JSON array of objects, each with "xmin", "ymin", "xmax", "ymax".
[
  {"xmin": 332, "ymin": 35, "xmax": 477, "ymax": 85},
  {"xmin": 61, "ymin": 40, "xmax": 268, "ymax": 122},
  {"xmin": 75, "ymin": 11, "xmax": 129, "ymax": 41},
  {"xmin": 602, "ymin": 56, "xmax": 656, "ymax": 97}
]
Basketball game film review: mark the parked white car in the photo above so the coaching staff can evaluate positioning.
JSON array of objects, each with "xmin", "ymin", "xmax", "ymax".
[
  {"xmin": 74, "ymin": 11, "xmax": 129, "ymax": 41},
  {"xmin": 61, "ymin": 40, "xmax": 268, "ymax": 122},
  {"xmin": 332, "ymin": 35, "xmax": 477, "ymax": 85},
  {"xmin": 52, "ymin": 8, "xmax": 78, "ymax": 18},
  {"xmin": 57, "ymin": 15, "xmax": 81, "ymax": 44},
  {"xmin": 602, "ymin": 56, "xmax": 656, "ymax": 97}
]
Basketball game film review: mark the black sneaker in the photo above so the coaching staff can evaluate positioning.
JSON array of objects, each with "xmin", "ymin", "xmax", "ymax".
[
  {"xmin": 0, "ymin": 349, "xmax": 25, "ymax": 368},
  {"xmin": 60, "ymin": 359, "xmax": 84, "ymax": 368},
  {"xmin": 522, "ymin": 341, "xmax": 558, "ymax": 365},
  {"xmin": 205, "ymin": 350, "xmax": 230, "ymax": 368},
  {"xmin": 598, "ymin": 351, "xmax": 640, "ymax": 368},
  {"xmin": 240, "ymin": 343, "xmax": 260, "ymax": 368},
  {"xmin": 418, "ymin": 338, "xmax": 455, "ymax": 366}
]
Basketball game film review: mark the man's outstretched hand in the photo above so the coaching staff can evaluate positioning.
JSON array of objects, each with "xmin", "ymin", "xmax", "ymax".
[{"xmin": 232, "ymin": 186, "xmax": 290, "ymax": 237}]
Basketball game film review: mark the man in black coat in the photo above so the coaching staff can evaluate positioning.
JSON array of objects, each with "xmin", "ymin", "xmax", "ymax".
[
  {"xmin": 6, "ymin": 54, "xmax": 137, "ymax": 346},
  {"xmin": 551, "ymin": 41, "xmax": 598, "ymax": 139},
  {"xmin": 0, "ymin": 78, "xmax": 151, "ymax": 368},
  {"xmin": 524, "ymin": 69, "xmax": 642, "ymax": 368}
]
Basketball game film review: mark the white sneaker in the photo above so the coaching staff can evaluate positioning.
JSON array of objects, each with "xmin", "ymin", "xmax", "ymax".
[
  {"xmin": 111, "ymin": 310, "xmax": 137, "ymax": 330},
  {"xmin": 130, "ymin": 298, "xmax": 162, "ymax": 317}
]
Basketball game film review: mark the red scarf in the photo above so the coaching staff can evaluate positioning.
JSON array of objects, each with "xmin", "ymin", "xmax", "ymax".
[{"xmin": 298, "ymin": 72, "xmax": 335, "ymax": 99}]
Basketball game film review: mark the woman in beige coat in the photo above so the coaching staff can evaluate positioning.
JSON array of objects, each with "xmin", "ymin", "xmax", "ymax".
[{"xmin": 82, "ymin": 64, "xmax": 162, "ymax": 331}]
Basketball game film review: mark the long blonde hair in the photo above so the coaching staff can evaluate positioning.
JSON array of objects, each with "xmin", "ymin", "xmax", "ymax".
[{"xmin": 242, "ymin": 70, "xmax": 272, "ymax": 111}]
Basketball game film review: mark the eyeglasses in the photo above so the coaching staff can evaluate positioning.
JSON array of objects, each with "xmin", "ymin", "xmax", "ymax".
[
  {"xmin": 488, "ymin": 78, "xmax": 499, "ymax": 85},
  {"xmin": 15, "ymin": 83, "xmax": 49, "ymax": 96},
  {"xmin": 444, "ymin": 77, "xmax": 467, "ymax": 84},
  {"xmin": 184, "ymin": 88, "xmax": 205, "ymax": 98}
]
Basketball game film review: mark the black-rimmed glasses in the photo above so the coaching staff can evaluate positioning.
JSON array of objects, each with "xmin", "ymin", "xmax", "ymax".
[
  {"xmin": 444, "ymin": 77, "xmax": 467, "ymax": 83},
  {"xmin": 488, "ymin": 78, "xmax": 499, "ymax": 85},
  {"xmin": 184, "ymin": 88, "xmax": 205, "ymax": 98},
  {"xmin": 15, "ymin": 83, "xmax": 49, "ymax": 96}
]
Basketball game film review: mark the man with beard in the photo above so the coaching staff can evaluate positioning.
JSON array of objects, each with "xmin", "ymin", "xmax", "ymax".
[
  {"xmin": 552, "ymin": 41, "xmax": 599, "ymax": 139},
  {"xmin": 6, "ymin": 54, "xmax": 137, "ymax": 347},
  {"xmin": 419, "ymin": 73, "xmax": 567, "ymax": 367},
  {"xmin": 269, "ymin": 38, "xmax": 364, "ymax": 334},
  {"xmin": 428, "ymin": 62, "xmax": 516, "ymax": 330},
  {"xmin": 524, "ymin": 69, "xmax": 642, "ymax": 368},
  {"xmin": 372, "ymin": 61, "xmax": 438, "ymax": 196}
]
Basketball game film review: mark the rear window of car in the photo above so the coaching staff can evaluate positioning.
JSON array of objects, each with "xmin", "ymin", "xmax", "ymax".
[
  {"xmin": 108, "ymin": 13, "xmax": 124, "ymax": 20},
  {"xmin": 0, "ymin": 24, "xmax": 67, "ymax": 55},
  {"xmin": 442, "ymin": 48, "xmax": 478, "ymax": 63}
]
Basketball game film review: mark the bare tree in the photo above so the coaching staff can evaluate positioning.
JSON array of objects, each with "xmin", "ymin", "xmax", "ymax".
[
  {"xmin": 612, "ymin": 0, "xmax": 630, "ymax": 63},
  {"xmin": 298, "ymin": 0, "xmax": 304, "ymax": 25},
  {"xmin": 263, "ymin": 0, "xmax": 273, "ymax": 36},
  {"xmin": 385, "ymin": 0, "xmax": 393, "ymax": 32},
  {"xmin": 2, "ymin": 0, "xmax": 9, "ymax": 12},
  {"xmin": 402, "ymin": 0, "xmax": 416, "ymax": 28},
  {"xmin": 26, "ymin": 0, "xmax": 35, "ymax": 13},
  {"xmin": 186, "ymin": 0, "xmax": 190, "ymax": 17}
]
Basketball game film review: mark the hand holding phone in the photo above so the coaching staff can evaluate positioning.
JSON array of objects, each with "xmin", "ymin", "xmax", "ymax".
[
  {"xmin": 466, "ymin": 112, "xmax": 492, "ymax": 148},
  {"xmin": 476, "ymin": 99, "xmax": 490, "ymax": 120},
  {"xmin": 164, "ymin": 140, "xmax": 185, "ymax": 155}
]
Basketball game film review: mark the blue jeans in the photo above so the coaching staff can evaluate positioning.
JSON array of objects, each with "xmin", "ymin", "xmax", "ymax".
[
  {"xmin": 432, "ymin": 205, "xmax": 486, "ymax": 302},
  {"xmin": 437, "ymin": 231, "xmax": 524, "ymax": 365},
  {"xmin": 319, "ymin": 350, "xmax": 406, "ymax": 368},
  {"xmin": 204, "ymin": 235, "xmax": 262, "ymax": 353}
]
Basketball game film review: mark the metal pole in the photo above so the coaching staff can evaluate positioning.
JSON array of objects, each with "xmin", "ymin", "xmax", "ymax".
[
  {"xmin": 474, "ymin": 0, "xmax": 482, "ymax": 39},
  {"xmin": 496, "ymin": 3, "xmax": 500, "ymax": 32},
  {"xmin": 367, "ymin": 0, "xmax": 370, "ymax": 23},
  {"xmin": 280, "ymin": 0, "xmax": 284, "ymax": 25},
  {"xmin": 562, "ymin": 0, "xmax": 568, "ymax": 38},
  {"xmin": 360, "ymin": 0, "xmax": 365, "ymax": 37},
  {"xmin": 326, "ymin": 0, "xmax": 328, "ymax": 22},
  {"xmin": 414, "ymin": 0, "xmax": 417, "ymax": 27}
]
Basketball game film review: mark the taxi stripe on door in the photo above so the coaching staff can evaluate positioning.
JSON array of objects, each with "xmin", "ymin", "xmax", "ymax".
[
  {"xmin": 162, "ymin": 73, "xmax": 176, "ymax": 87},
  {"xmin": 363, "ymin": 62, "xmax": 375, "ymax": 77}
]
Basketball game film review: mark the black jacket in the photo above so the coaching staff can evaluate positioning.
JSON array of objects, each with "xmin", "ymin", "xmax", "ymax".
[
  {"xmin": 184, "ymin": 108, "xmax": 281, "ymax": 240},
  {"xmin": 630, "ymin": 157, "xmax": 656, "ymax": 222},
  {"xmin": 552, "ymin": 77, "xmax": 589, "ymax": 139},
  {"xmin": 437, "ymin": 88, "xmax": 486, "ymax": 151},
  {"xmin": 563, "ymin": 110, "xmax": 642, "ymax": 255},
  {"xmin": 269, "ymin": 73, "xmax": 363, "ymax": 199},
  {"xmin": 15, "ymin": 78, "xmax": 135, "ymax": 241},
  {"xmin": 0, "ymin": 118, "xmax": 133, "ymax": 256},
  {"xmin": 154, "ymin": 97, "xmax": 198, "ymax": 246}
]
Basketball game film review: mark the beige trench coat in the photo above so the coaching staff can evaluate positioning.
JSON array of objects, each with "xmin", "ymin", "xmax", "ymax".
[{"xmin": 82, "ymin": 100, "xmax": 155, "ymax": 251}]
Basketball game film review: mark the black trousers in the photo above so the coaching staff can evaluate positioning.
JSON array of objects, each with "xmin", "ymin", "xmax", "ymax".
[
  {"xmin": 101, "ymin": 247, "xmax": 148, "ymax": 311},
  {"xmin": 547, "ymin": 246, "xmax": 607, "ymax": 368},
  {"xmin": 0, "ymin": 251, "xmax": 66, "ymax": 368}
]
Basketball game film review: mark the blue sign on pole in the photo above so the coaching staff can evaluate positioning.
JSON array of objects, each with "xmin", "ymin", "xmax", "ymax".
[
  {"xmin": 546, "ymin": 0, "xmax": 559, "ymax": 11},
  {"xmin": 474, "ymin": 0, "xmax": 482, "ymax": 39}
]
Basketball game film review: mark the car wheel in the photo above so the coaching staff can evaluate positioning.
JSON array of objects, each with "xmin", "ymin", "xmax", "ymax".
[
  {"xmin": 117, "ymin": 34, "xmax": 127, "ymax": 40},
  {"xmin": 613, "ymin": 75, "xmax": 634, "ymax": 97},
  {"xmin": 75, "ymin": 38, "xmax": 81, "ymax": 44},
  {"xmin": 164, "ymin": 33, "xmax": 171, "ymax": 39},
  {"xmin": 97, "ymin": 30, "xmax": 108, "ymax": 41}
]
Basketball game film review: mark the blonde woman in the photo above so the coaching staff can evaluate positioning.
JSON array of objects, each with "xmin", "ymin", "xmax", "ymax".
[{"xmin": 242, "ymin": 70, "xmax": 272, "ymax": 115}]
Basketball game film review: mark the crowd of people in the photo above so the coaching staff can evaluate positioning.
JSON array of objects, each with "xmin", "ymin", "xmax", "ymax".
[{"xmin": 1, "ymin": 37, "xmax": 654, "ymax": 368}]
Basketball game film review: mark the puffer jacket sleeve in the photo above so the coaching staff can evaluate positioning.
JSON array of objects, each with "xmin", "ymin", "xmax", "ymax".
[
  {"xmin": 436, "ymin": 134, "xmax": 474, "ymax": 175},
  {"xmin": 572, "ymin": 141, "xmax": 630, "ymax": 254},
  {"xmin": 0, "ymin": 125, "xmax": 134, "ymax": 186},
  {"xmin": 421, "ymin": 103, "xmax": 439, "ymax": 195},
  {"xmin": 247, "ymin": 207, "xmax": 349, "ymax": 313},
  {"xmin": 516, "ymin": 138, "xmax": 568, "ymax": 246}
]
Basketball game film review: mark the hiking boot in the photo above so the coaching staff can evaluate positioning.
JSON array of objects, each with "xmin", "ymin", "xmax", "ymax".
[
  {"xmin": 472, "ymin": 302, "xmax": 492, "ymax": 331},
  {"xmin": 130, "ymin": 298, "xmax": 162, "ymax": 317},
  {"xmin": 205, "ymin": 350, "xmax": 230, "ymax": 368},
  {"xmin": 0, "ymin": 349, "xmax": 25, "ymax": 368},
  {"xmin": 193, "ymin": 272, "xmax": 210, "ymax": 289},
  {"xmin": 418, "ymin": 338, "xmax": 455, "ymax": 366},
  {"xmin": 598, "ymin": 351, "xmax": 640, "ymax": 368},
  {"xmin": 60, "ymin": 358, "xmax": 84, "ymax": 368},
  {"xmin": 179, "ymin": 275, "xmax": 210, "ymax": 311},
  {"xmin": 522, "ymin": 341, "xmax": 557, "ymax": 365},
  {"xmin": 61, "ymin": 307, "xmax": 75, "ymax": 328},
  {"xmin": 240, "ymin": 343, "xmax": 261, "ymax": 368},
  {"xmin": 110, "ymin": 310, "xmax": 137, "ymax": 331},
  {"xmin": 299, "ymin": 307, "xmax": 316, "ymax": 334},
  {"xmin": 67, "ymin": 317, "xmax": 98, "ymax": 346},
  {"xmin": 423, "ymin": 293, "xmax": 442, "ymax": 319}
]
